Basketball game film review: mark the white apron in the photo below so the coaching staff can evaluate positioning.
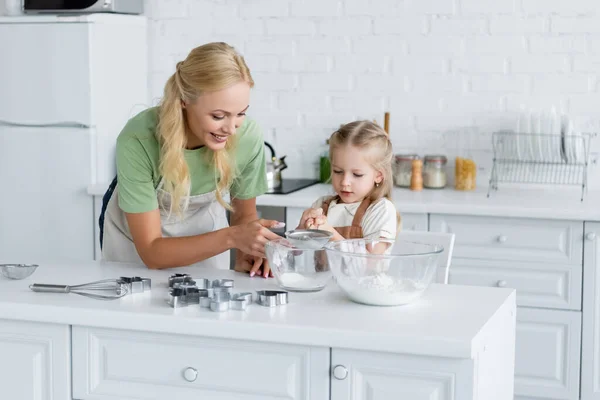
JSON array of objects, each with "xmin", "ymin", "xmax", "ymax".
[{"xmin": 101, "ymin": 178, "xmax": 230, "ymax": 269}]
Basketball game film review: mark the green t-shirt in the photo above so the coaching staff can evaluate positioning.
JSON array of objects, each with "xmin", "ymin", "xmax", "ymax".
[{"xmin": 115, "ymin": 107, "xmax": 268, "ymax": 213}]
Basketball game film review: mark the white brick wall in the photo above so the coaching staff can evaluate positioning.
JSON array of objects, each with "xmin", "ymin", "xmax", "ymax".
[{"xmin": 143, "ymin": 0, "xmax": 600, "ymax": 189}]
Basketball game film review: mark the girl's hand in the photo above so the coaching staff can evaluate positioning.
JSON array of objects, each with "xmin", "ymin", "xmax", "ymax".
[
  {"xmin": 298, "ymin": 207, "xmax": 323, "ymax": 229},
  {"xmin": 308, "ymin": 215, "xmax": 334, "ymax": 233}
]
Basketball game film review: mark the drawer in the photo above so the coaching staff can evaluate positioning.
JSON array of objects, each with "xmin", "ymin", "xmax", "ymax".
[
  {"xmin": 430, "ymin": 214, "xmax": 583, "ymax": 265},
  {"xmin": 448, "ymin": 259, "xmax": 582, "ymax": 310},
  {"xmin": 72, "ymin": 326, "xmax": 330, "ymax": 400},
  {"xmin": 514, "ymin": 308, "xmax": 581, "ymax": 400}
]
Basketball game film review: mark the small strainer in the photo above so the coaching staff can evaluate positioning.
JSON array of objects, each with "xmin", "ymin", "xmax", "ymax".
[
  {"xmin": 284, "ymin": 229, "xmax": 333, "ymax": 249},
  {"xmin": 0, "ymin": 264, "xmax": 39, "ymax": 280}
]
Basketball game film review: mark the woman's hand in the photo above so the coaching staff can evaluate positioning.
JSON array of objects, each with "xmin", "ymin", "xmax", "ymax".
[
  {"xmin": 230, "ymin": 218, "xmax": 282, "ymax": 258},
  {"xmin": 234, "ymin": 252, "xmax": 272, "ymax": 278}
]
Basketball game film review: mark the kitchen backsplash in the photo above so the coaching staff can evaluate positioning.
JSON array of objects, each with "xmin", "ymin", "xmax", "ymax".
[{"xmin": 4, "ymin": 0, "xmax": 600, "ymax": 189}]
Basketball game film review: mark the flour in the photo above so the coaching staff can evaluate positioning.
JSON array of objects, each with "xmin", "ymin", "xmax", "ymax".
[
  {"xmin": 279, "ymin": 272, "xmax": 325, "ymax": 290},
  {"xmin": 342, "ymin": 273, "xmax": 424, "ymax": 306}
]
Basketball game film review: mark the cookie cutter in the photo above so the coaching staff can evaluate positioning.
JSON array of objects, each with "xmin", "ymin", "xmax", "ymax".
[
  {"xmin": 118, "ymin": 276, "xmax": 151, "ymax": 294},
  {"xmin": 168, "ymin": 287, "xmax": 186, "ymax": 308},
  {"xmin": 210, "ymin": 298, "xmax": 230, "ymax": 312},
  {"xmin": 256, "ymin": 290, "xmax": 288, "ymax": 307},
  {"xmin": 166, "ymin": 274, "xmax": 288, "ymax": 312},
  {"xmin": 168, "ymin": 273, "xmax": 194, "ymax": 288},
  {"xmin": 230, "ymin": 292, "xmax": 253, "ymax": 310},
  {"xmin": 167, "ymin": 274, "xmax": 237, "ymax": 312}
]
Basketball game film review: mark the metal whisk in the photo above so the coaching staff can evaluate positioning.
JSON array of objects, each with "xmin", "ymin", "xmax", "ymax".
[{"xmin": 29, "ymin": 279, "xmax": 130, "ymax": 300}]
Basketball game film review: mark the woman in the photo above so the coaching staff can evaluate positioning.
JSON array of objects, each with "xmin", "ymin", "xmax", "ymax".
[{"xmin": 99, "ymin": 42, "xmax": 280, "ymax": 277}]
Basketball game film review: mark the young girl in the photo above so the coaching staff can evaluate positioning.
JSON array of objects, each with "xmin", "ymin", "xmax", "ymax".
[{"xmin": 298, "ymin": 120, "xmax": 400, "ymax": 241}]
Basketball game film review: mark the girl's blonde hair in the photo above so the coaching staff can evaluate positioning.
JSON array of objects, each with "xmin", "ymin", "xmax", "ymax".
[
  {"xmin": 157, "ymin": 42, "xmax": 254, "ymax": 215},
  {"xmin": 329, "ymin": 120, "xmax": 400, "ymax": 227}
]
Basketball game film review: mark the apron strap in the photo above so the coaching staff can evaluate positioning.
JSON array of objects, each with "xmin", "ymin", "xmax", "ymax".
[
  {"xmin": 99, "ymin": 175, "xmax": 119, "ymax": 250},
  {"xmin": 320, "ymin": 195, "xmax": 339, "ymax": 216},
  {"xmin": 351, "ymin": 198, "xmax": 372, "ymax": 228}
]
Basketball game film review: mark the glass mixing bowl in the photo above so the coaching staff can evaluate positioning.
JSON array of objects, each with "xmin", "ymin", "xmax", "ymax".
[
  {"xmin": 265, "ymin": 238, "xmax": 333, "ymax": 292},
  {"xmin": 325, "ymin": 239, "xmax": 443, "ymax": 306}
]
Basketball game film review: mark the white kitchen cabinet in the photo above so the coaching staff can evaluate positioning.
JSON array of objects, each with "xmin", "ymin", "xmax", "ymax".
[
  {"xmin": 515, "ymin": 308, "xmax": 581, "ymax": 400},
  {"xmin": 0, "ymin": 319, "xmax": 71, "ymax": 400},
  {"xmin": 431, "ymin": 213, "xmax": 585, "ymax": 400},
  {"xmin": 330, "ymin": 349, "xmax": 473, "ymax": 400},
  {"xmin": 582, "ymin": 222, "xmax": 600, "ymax": 400},
  {"xmin": 72, "ymin": 326, "xmax": 330, "ymax": 400}
]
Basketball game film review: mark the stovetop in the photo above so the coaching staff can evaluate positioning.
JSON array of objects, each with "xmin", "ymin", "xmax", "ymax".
[{"xmin": 265, "ymin": 178, "xmax": 320, "ymax": 195}]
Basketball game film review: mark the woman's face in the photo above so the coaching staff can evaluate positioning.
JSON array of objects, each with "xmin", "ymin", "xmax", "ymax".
[{"xmin": 183, "ymin": 81, "xmax": 251, "ymax": 150}]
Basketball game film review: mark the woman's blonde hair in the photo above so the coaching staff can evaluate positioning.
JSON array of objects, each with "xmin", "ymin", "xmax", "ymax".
[
  {"xmin": 329, "ymin": 120, "xmax": 400, "ymax": 227},
  {"xmin": 157, "ymin": 42, "xmax": 254, "ymax": 216}
]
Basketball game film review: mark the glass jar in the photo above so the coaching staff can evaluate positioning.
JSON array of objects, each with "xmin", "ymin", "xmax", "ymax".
[
  {"xmin": 455, "ymin": 157, "xmax": 477, "ymax": 191},
  {"xmin": 423, "ymin": 155, "xmax": 447, "ymax": 189},
  {"xmin": 393, "ymin": 154, "xmax": 419, "ymax": 188}
]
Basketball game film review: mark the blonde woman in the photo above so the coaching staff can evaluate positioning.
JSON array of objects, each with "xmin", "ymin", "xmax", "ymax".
[{"xmin": 99, "ymin": 42, "xmax": 281, "ymax": 277}]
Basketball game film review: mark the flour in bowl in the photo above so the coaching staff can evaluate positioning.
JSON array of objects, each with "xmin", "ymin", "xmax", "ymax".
[
  {"xmin": 279, "ymin": 272, "xmax": 324, "ymax": 290},
  {"xmin": 343, "ymin": 273, "xmax": 424, "ymax": 306}
]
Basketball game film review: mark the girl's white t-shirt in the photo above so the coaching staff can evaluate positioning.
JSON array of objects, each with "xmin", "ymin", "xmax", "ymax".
[{"xmin": 311, "ymin": 196, "xmax": 398, "ymax": 239}]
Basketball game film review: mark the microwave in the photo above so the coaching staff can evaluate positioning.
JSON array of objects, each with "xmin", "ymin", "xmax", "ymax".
[{"xmin": 23, "ymin": 0, "xmax": 144, "ymax": 14}]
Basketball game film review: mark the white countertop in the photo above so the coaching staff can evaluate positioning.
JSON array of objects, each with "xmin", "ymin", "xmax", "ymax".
[
  {"xmin": 89, "ymin": 182, "xmax": 600, "ymax": 221},
  {"xmin": 0, "ymin": 260, "xmax": 515, "ymax": 359}
]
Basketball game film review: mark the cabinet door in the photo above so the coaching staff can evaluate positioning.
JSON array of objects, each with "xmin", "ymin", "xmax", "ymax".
[
  {"xmin": 330, "ymin": 348, "xmax": 473, "ymax": 400},
  {"xmin": 0, "ymin": 319, "xmax": 70, "ymax": 400},
  {"xmin": 582, "ymin": 222, "xmax": 600, "ymax": 400},
  {"xmin": 515, "ymin": 308, "xmax": 581, "ymax": 400},
  {"xmin": 73, "ymin": 326, "xmax": 330, "ymax": 400}
]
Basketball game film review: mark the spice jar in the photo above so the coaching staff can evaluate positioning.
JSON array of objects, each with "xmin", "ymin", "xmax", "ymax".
[
  {"xmin": 423, "ymin": 155, "xmax": 448, "ymax": 189},
  {"xmin": 410, "ymin": 159, "xmax": 423, "ymax": 191},
  {"xmin": 393, "ymin": 154, "xmax": 419, "ymax": 188}
]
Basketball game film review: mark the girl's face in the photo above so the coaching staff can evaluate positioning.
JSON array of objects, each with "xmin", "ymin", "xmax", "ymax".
[
  {"xmin": 330, "ymin": 145, "xmax": 383, "ymax": 204},
  {"xmin": 183, "ymin": 81, "xmax": 251, "ymax": 150}
]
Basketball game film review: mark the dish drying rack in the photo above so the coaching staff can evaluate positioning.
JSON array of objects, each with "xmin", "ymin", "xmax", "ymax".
[{"xmin": 487, "ymin": 131, "xmax": 594, "ymax": 201}]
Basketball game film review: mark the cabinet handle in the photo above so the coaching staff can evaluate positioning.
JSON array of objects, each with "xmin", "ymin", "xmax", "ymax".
[
  {"xmin": 497, "ymin": 280, "xmax": 507, "ymax": 288},
  {"xmin": 332, "ymin": 365, "xmax": 348, "ymax": 380},
  {"xmin": 497, "ymin": 235, "xmax": 507, "ymax": 243},
  {"xmin": 587, "ymin": 233, "xmax": 597, "ymax": 241},
  {"xmin": 183, "ymin": 367, "xmax": 198, "ymax": 382}
]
